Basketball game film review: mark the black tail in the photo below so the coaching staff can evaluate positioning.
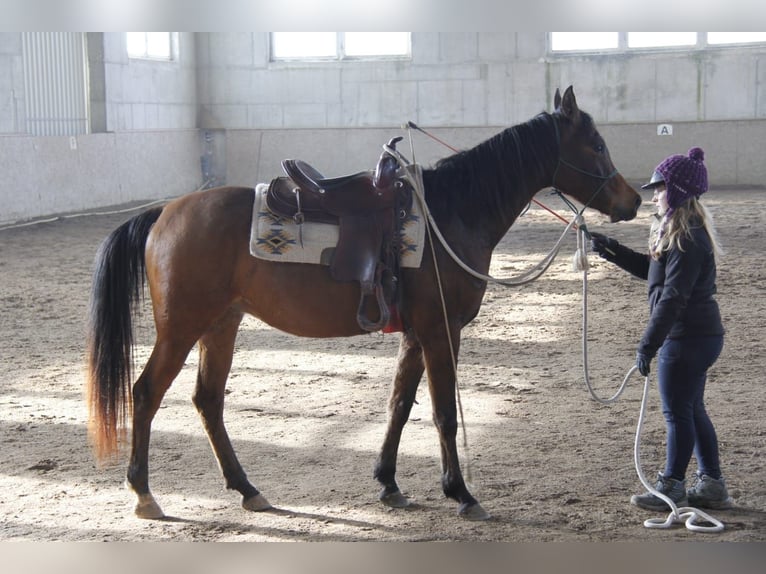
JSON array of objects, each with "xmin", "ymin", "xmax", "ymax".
[{"xmin": 86, "ymin": 207, "xmax": 164, "ymax": 461}]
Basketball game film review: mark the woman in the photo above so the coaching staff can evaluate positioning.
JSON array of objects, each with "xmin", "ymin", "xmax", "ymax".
[{"xmin": 590, "ymin": 147, "xmax": 733, "ymax": 511}]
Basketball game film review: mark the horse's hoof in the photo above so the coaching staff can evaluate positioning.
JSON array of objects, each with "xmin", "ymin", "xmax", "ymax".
[
  {"xmin": 243, "ymin": 493, "xmax": 272, "ymax": 512},
  {"xmin": 134, "ymin": 494, "xmax": 165, "ymax": 519},
  {"xmin": 458, "ymin": 502, "xmax": 491, "ymax": 521},
  {"xmin": 379, "ymin": 488, "xmax": 411, "ymax": 509}
]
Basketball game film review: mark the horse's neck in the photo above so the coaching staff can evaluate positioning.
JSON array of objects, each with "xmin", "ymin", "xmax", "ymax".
[
  {"xmin": 497, "ymin": 176, "xmax": 553, "ymax": 241},
  {"xmin": 423, "ymin": 117, "xmax": 558, "ymax": 250},
  {"xmin": 490, "ymin": 127, "xmax": 559, "ymax": 246},
  {"xmin": 470, "ymin": 155, "xmax": 557, "ymax": 248}
]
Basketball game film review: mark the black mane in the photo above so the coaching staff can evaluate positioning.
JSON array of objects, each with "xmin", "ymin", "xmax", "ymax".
[{"xmin": 422, "ymin": 112, "xmax": 559, "ymax": 231}]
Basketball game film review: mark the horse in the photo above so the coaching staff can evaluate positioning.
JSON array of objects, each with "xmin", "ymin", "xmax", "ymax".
[{"xmin": 86, "ymin": 86, "xmax": 641, "ymax": 521}]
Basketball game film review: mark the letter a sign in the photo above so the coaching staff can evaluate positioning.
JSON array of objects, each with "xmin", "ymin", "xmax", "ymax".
[{"xmin": 657, "ymin": 124, "xmax": 673, "ymax": 136}]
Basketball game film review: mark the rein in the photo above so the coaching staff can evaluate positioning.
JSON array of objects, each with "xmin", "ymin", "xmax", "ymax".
[{"xmin": 398, "ymin": 114, "xmax": 618, "ymax": 287}]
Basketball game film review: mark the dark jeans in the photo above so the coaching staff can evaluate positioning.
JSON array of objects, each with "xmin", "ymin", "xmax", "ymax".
[{"xmin": 657, "ymin": 335, "xmax": 724, "ymax": 481}]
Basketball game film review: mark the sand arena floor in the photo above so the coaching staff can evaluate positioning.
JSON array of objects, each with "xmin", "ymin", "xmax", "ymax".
[{"xmin": 0, "ymin": 188, "xmax": 763, "ymax": 541}]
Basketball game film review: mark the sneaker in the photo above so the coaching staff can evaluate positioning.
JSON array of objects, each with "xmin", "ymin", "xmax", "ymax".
[
  {"xmin": 630, "ymin": 473, "xmax": 688, "ymax": 511},
  {"xmin": 687, "ymin": 471, "xmax": 734, "ymax": 509}
]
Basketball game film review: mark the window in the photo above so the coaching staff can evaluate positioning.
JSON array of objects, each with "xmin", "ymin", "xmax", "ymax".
[
  {"xmin": 271, "ymin": 32, "xmax": 336, "ymax": 59},
  {"xmin": 271, "ymin": 32, "xmax": 410, "ymax": 61},
  {"xmin": 127, "ymin": 32, "xmax": 175, "ymax": 60},
  {"xmin": 550, "ymin": 32, "xmax": 618, "ymax": 52},
  {"xmin": 550, "ymin": 32, "xmax": 766, "ymax": 53},
  {"xmin": 628, "ymin": 32, "xmax": 697, "ymax": 49},
  {"xmin": 708, "ymin": 32, "xmax": 766, "ymax": 45},
  {"xmin": 344, "ymin": 33, "xmax": 410, "ymax": 57}
]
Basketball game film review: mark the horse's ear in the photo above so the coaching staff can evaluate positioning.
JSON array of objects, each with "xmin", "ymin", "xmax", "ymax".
[
  {"xmin": 554, "ymin": 88, "xmax": 562, "ymax": 110},
  {"xmin": 558, "ymin": 86, "xmax": 580, "ymax": 122}
]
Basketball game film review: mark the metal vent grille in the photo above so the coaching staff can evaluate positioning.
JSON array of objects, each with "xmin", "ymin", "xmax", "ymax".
[{"xmin": 22, "ymin": 32, "xmax": 89, "ymax": 136}]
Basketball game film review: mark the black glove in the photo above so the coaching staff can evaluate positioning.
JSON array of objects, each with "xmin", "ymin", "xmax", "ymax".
[
  {"xmin": 590, "ymin": 232, "xmax": 620, "ymax": 262},
  {"xmin": 636, "ymin": 352, "xmax": 651, "ymax": 377}
]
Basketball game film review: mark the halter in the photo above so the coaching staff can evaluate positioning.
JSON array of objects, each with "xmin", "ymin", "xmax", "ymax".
[{"xmin": 550, "ymin": 115, "xmax": 619, "ymax": 221}]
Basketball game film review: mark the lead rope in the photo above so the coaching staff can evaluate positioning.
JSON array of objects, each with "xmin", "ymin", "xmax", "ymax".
[
  {"xmin": 575, "ymin": 229, "xmax": 724, "ymax": 533},
  {"xmin": 634, "ymin": 365, "xmax": 725, "ymax": 532},
  {"xmin": 400, "ymin": 123, "xmax": 724, "ymax": 532},
  {"xmin": 575, "ymin": 225, "xmax": 634, "ymax": 404}
]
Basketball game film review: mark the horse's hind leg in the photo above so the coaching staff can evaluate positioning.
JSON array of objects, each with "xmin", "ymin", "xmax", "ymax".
[
  {"xmin": 127, "ymin": 338, "xmax": 195, "ymax": 519},
  {"xmin": 193, "ymin": 309, "xmax": 271, "ymax": 512},
  {"xmin": 374, "ymin": 330, "xmax": 424, "ymax": 508}
]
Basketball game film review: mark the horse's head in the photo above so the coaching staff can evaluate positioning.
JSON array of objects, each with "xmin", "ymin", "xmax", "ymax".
[{"xmin": 552, "ymin": 86, "xmax": 641, "ymax": 222}]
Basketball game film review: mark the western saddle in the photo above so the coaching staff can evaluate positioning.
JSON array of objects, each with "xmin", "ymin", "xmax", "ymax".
[{"xmin": 266, "ymin": 137, "xmax": 412, "ymax": 332}]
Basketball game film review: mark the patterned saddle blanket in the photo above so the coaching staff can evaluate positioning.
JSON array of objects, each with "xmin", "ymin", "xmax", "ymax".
[{"xmin": 249, "ymin": 183, "xmax": 425, "ymax": 269}]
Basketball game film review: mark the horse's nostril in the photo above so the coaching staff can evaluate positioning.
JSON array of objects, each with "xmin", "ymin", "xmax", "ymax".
[{"xmin": 635, "ymin": 196, "xmax": 642, "ymax": 208}]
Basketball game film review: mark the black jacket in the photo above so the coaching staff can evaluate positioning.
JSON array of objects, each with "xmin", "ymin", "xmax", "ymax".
[{"xmin": 608, "ymin": 224, "xmax": 724, "ymax": 359}]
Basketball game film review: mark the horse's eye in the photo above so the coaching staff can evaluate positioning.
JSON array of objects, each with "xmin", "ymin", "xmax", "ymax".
[{"xmin": 594, "ymin": 143, "xmax": 605, "ymax": 154}]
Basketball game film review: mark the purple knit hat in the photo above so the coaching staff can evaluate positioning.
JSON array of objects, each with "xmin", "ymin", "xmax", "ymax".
[{"xmin": 642, "ymin": 147, "xmax": 708, "ymax": 214}]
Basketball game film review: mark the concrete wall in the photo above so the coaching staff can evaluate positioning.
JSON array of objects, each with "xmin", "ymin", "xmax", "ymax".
[
  {"xmin": 1, "ymin": 32, "xmax": 764, "ymax": 225},
  {"xmin": 198, "ymin": 32, "xmax": 766, "ymax": 188},
  {"xmin": 223, "ymin": 118, "xmax": 766, "ymax": 193},
  {"xmin": 102, "ymin": 32, "xmax": 197, "ymax": 131},
  {"xmin": 0, "ymin": 32, "xmax": 201, "ymax": 225},
  {"xmin": 0, "ymin": 33, "xmax": 23, "ymax": 134},
  {"xmin": 196, "ymin": 32, "xmax": 766, "ymax": 126},
  {"xmin": 0, "ymin": 130, "xmax": 201, "ymax": 224},
  {"xmin": 196, "ymin": 33, "xmax": 547, "ymax": 131}
]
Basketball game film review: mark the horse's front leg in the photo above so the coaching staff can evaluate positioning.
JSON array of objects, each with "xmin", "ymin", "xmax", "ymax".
[
  {"xmin": 374, "ymin": 330, "xmax": 424, "ymax": 508},
  {"xmin": 423, "ymin": 328, "xmax": 490, "ymax": 521}
]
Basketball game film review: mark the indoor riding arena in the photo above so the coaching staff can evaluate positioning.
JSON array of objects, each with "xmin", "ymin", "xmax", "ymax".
[{"xmin": 1, "ymin": 32, "xmax": 764, "ymax": 544}]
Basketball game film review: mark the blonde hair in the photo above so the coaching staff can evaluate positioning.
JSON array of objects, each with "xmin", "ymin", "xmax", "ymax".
[{"xmin": 649, "ymin": 197, "xmax": 723, "ymax": 262}]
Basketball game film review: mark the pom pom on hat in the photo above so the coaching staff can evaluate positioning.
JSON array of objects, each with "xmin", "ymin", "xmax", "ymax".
[{"xmin": 688, "ymin": 147, "xmax": 704, "ymax": 162}]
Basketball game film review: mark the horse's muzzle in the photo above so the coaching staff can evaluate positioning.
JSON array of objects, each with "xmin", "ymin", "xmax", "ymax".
[{"xmin": 610, "ymin": 194, "xmax": 642, "ymax": 222}]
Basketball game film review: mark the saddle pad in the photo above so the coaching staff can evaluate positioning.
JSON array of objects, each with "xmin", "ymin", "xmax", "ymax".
[{"xmin": 249, "ymin": 183, "xmax": 425, "ymax": 268}]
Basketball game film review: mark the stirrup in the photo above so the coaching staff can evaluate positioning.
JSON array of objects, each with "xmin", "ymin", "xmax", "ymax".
[{"xmin": 356, "ymin": 283, "xmax": 390, "ymax": 332}]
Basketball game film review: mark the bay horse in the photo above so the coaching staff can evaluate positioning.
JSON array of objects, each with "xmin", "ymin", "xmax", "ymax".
[{"xmin": 86, "ymin": 86, "xmax": 641, "ymax": 521}]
